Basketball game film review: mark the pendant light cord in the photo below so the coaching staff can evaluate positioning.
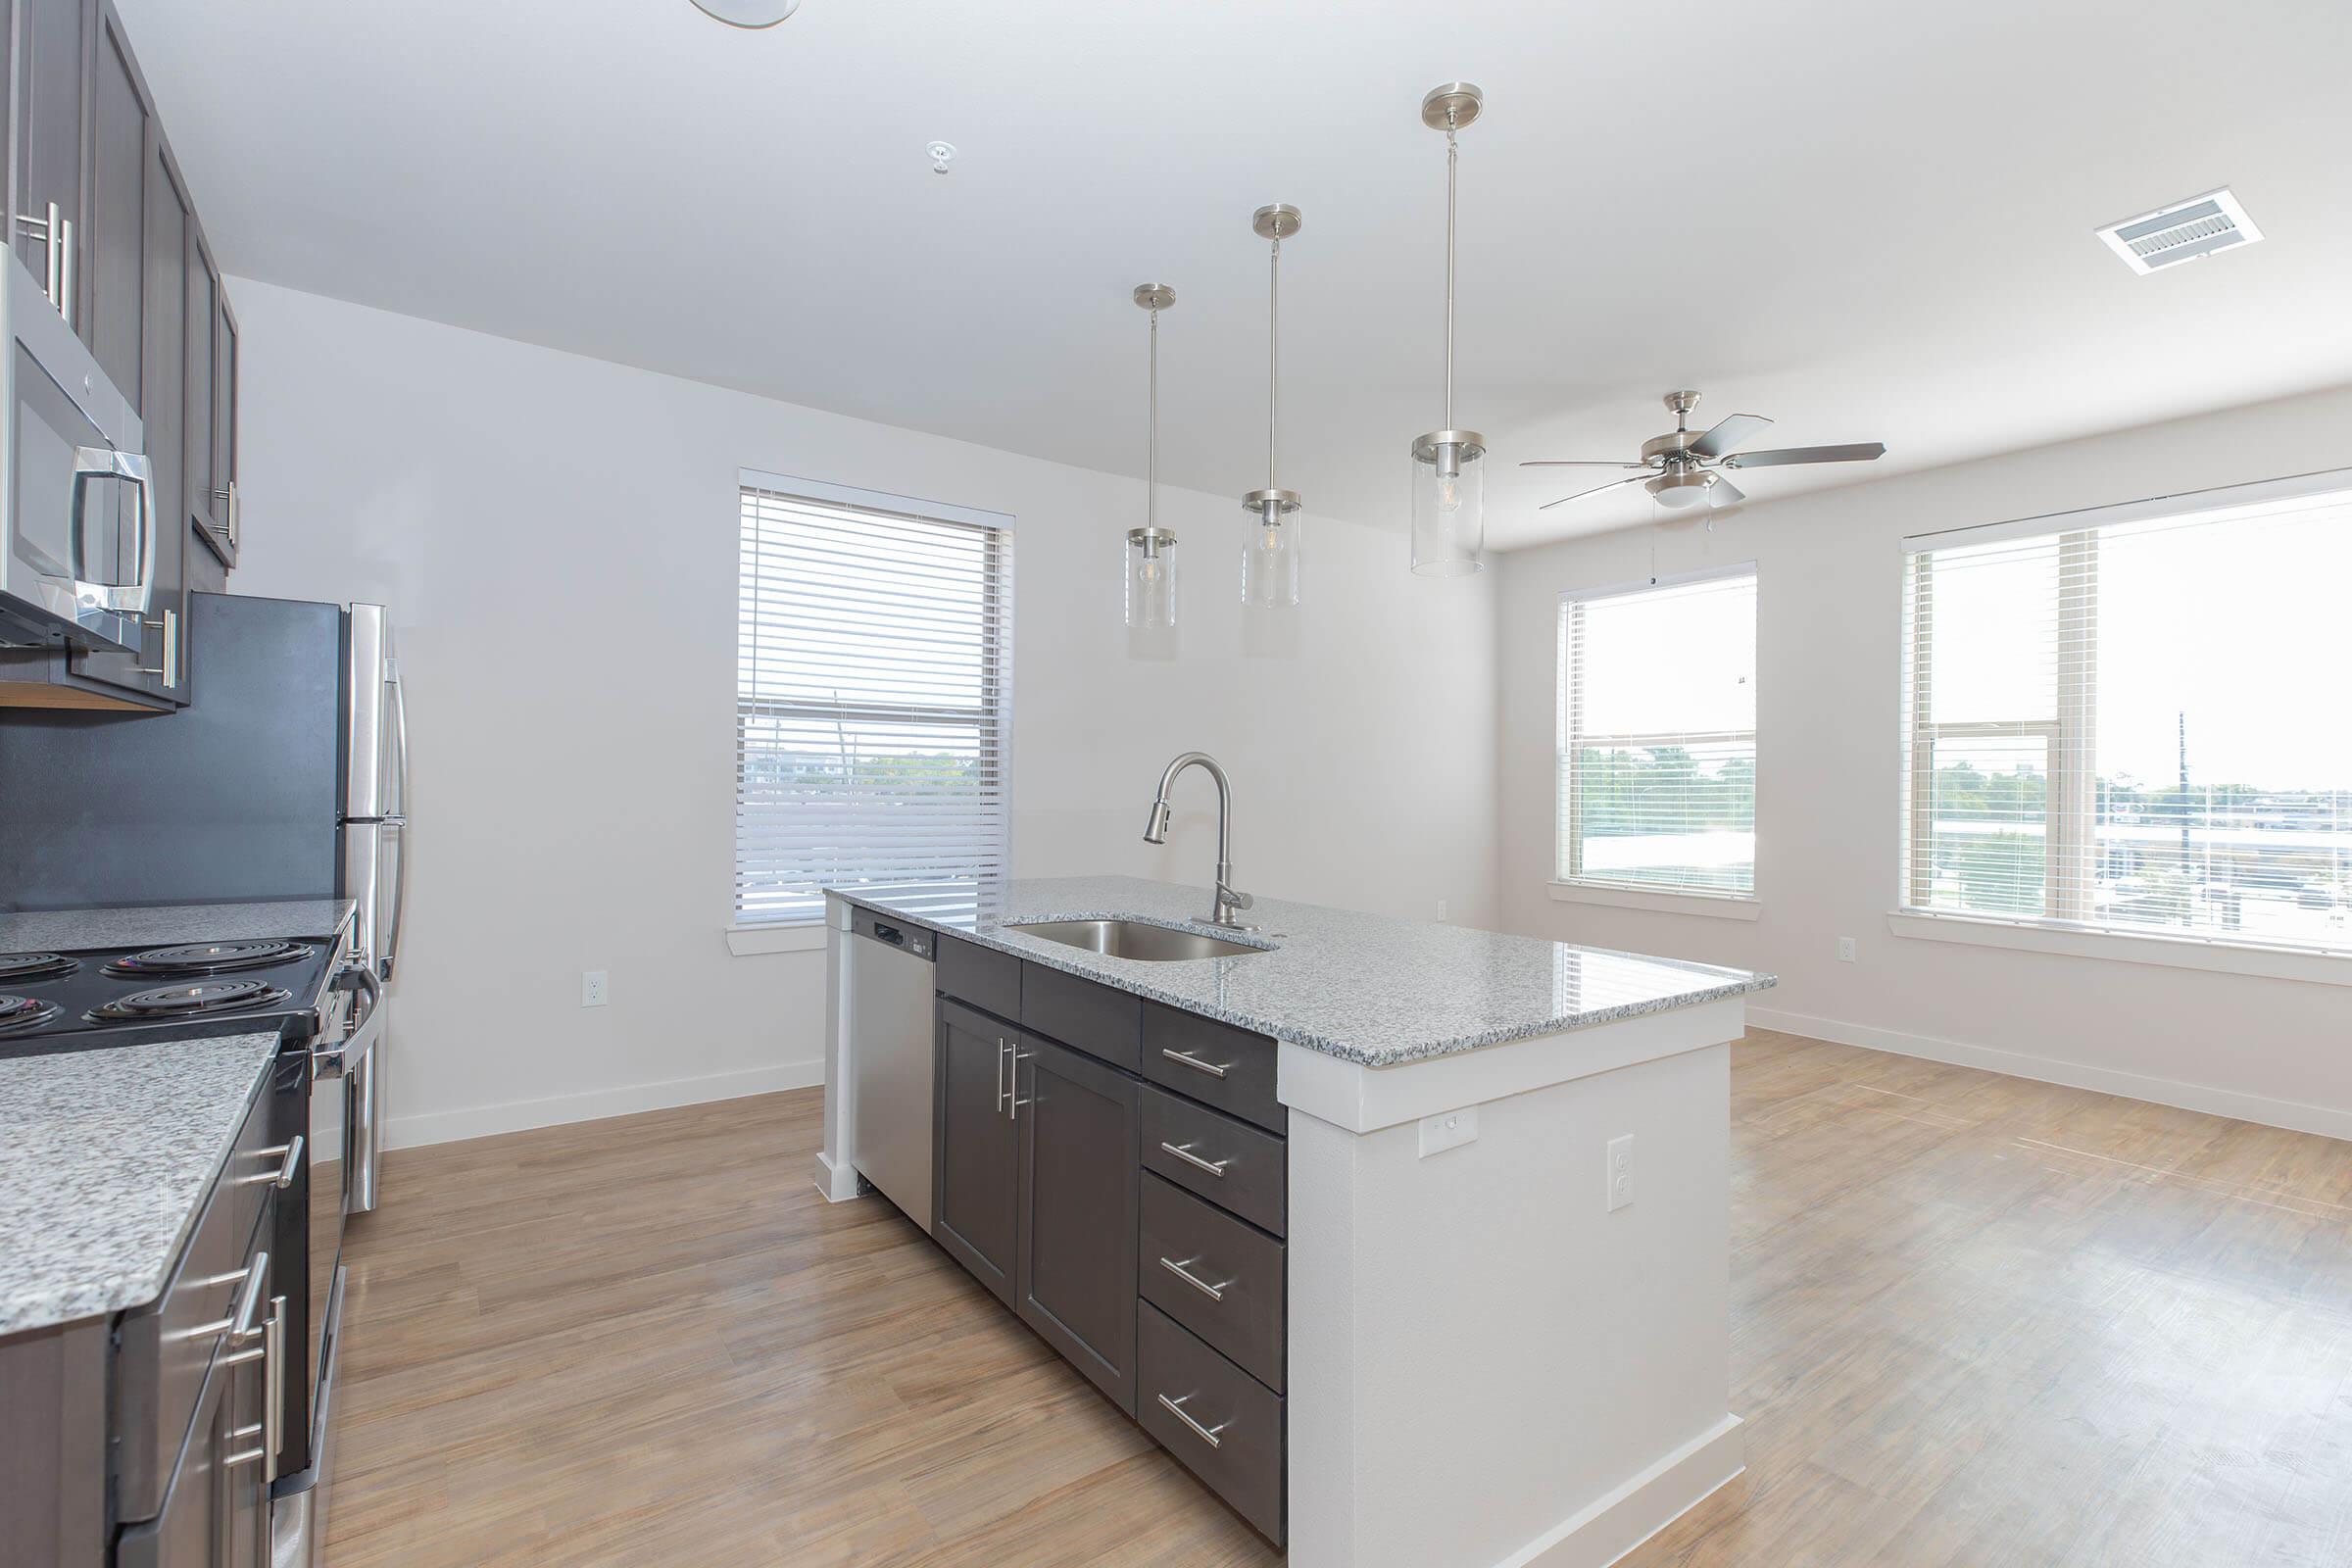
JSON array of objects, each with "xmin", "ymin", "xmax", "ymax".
[
  {"xmin": 1147, "ymin": 304, "xmax": 1159, "ymax": 531},
  {"xmin": 1444, "ymin": 118, "xmax": 1458, "ymax": 429},
  {"xmin": 1268, "ymin": 234, "xmax": 1281, "ymax": 490}
]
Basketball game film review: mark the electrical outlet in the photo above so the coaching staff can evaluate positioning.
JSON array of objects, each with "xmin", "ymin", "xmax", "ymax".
[
  {"xmin": 581, "ymin": 969, "xmax": 609, "ymax": 1007},
  {"xmin": 1837, "ymin": 936, "xmax": 1857, "ymax": 963},
  {"xmin": 1436, "ymin": 898, "xmax": 1449, "ymax": 922},
  {"xmin": 1607, "ymin": 1134, "xmax": 1635, "ymax": 1211},
  {"xmin": 1418, "ymin": 1105, "xmax": 1479, "ymax": 1157}
]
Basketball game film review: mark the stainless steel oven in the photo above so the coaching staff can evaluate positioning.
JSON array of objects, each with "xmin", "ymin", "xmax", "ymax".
[
  {"xmin": 0, "ymin": 252, "xmax": 157, "ymax": 654},
  {"xmin": 270, "ymin": 956, "xmax": 382, "ymax": 1567}
]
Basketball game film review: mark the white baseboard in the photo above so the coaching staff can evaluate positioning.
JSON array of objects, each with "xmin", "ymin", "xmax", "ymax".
[
  {"xmin": 1500, "ymin": 1413, "xmax": 1743, "ymax": 1568},
  {"xmin": 812, "ymin": 1150, "xmax": 864, "ymax": 1202},
  {"xmin": 385, "ymin": 1059, "xmax": 825, "ymax": 1150},
  {"xmin": 1749, "ymin": 1005, "xmax": 2352, "ymax": 1144}
]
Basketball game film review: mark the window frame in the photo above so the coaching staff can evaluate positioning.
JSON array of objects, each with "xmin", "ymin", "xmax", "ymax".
[
  {"xmin": 1554, "ymin": 562, "xmax": 1760, "ymax": 907},
  {"xmin": 730, "ymin": 469, "xmax": 1015, "ymax": 937},
  {"xmin": 1896, "ymin": 466, "xmax": 2352, "ymax": 965}
]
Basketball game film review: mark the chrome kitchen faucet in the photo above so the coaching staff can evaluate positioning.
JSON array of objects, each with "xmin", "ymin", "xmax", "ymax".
[{"xmin": 1144, "ymin": 752, "xmax": 1253, "ymax": 928}]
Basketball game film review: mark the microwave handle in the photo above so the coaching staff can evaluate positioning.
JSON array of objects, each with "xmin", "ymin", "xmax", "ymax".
[{"xmin": 69, "ymin": 446, "xmax": 155, "ymax": 614}]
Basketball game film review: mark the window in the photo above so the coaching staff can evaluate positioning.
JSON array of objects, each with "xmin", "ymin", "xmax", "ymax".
[
  {"xmin": 1556, "ymin": 567, "xmax": 1757, "ymax": 898},
  {"xmin": 1901, "ymin": 472, "xmax": 2352, "ymax": 956},
  {"xmin": 735, "ymin": 476, "xmax": 1012, "ymax": 926}
]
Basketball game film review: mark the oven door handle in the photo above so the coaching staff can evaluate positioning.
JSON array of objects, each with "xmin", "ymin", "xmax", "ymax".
[{"xmin": 313, "ymin": 967, "xmax": 384, "ymax": 1080}]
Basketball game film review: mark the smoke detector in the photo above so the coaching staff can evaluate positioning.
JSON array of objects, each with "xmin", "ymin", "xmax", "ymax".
[{"xmin": 2096, "ymin": 188, "xmax": 2262, "ymax": 274}]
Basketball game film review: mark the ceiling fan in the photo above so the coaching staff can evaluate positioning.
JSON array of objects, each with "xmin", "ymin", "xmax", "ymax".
[{"xmin": 1521, "ymin": 390, "xmax": 1886, "ymax": 513}]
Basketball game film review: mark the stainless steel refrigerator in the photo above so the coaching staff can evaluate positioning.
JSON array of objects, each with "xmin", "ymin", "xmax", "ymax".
[{"xmin": 0, "ymin": 590, "xmax": 407, "ymax": 1211}]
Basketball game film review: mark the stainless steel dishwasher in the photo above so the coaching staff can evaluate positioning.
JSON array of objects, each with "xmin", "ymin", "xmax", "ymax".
[{"xmin": 848, "ymin": 906, "xmax": 937, "ymax": 1232}]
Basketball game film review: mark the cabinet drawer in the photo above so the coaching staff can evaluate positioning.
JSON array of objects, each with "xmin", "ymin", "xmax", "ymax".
[
  {"xmin": 1138, "ymin": 1302, "xmax": 1285, "ymax": 1545},
  {"xmin": 1141, "ymin": 1004, "xmax": 1283, "ymax": 1134},
  {"xmin": 936, "ymin": 932, "xmax": 1019, "ymax": 1021},
  {"xmin": 1139, "ymin": 1174, "xmax": 1284, "ymax": 1393},
  {"xmin": 1141, "ymin": 1086, "xmax": 1285, "ymax": 1237},
  {"xmin": 1021, "ymin": 961, "xmax": 1141, "ymax": 1070},
  {"xmin": 115, "ymin": 1089, "xmax": 278, "ymax": 1524}
]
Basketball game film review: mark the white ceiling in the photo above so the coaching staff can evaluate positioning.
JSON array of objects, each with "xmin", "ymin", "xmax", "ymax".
[{"xmin": 119, "ymin": 0, "xmax": 2352, "ymax": 551}]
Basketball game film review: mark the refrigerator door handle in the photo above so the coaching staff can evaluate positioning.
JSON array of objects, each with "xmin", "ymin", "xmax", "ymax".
[
  {"xmin": 387, "ymin": 664, "xmax": 409, "ymax": 821},
  {"xmin": 382, "ymin": 816, "xmax": 407, "ymax": 982}
]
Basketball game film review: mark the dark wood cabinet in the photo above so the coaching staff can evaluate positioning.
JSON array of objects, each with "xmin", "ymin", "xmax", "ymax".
[
  {"xmin": 932, "ymin": 1000, "xmax": 1018, "ymax": 1307},
  {"xmin": 115, "ymin": 1328, "xmax": 270, "ymax": 1568},
  {"xmin": 183, "ymin": 226, "xmax": 235, "ymax": 568},
  {"xmin": 85, "ymin": 4, "xmax": 145, "ymax": 407},
  {"xmin": 1014, "ymin": 1036, "xmax": 1140, "ymax": 1414},
  {"xmin": 12, "ymin": 0, "xmax": 89, "ymax": 332}
]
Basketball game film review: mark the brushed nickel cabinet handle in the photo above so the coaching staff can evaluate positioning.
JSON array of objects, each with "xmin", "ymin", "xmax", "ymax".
[
  {"xmin": 1158, "ymin": 1254, "xmax": 1230, "ymax": 1302},
  {"xmin": 241, "ymin": 1136, "xmax": 302, "ymax": 1189},
  {"xmin": 1159, "ymin": 1141, "xmax": 1232, "ymax": 1179},
  {"xmin": 57, "ymin": 216, "xmax": 74, "ymax": 330},
  {"xmin": 995, "ymin": 1038, "xmax": 1008, "ymax": 1116},
  {"xmin": 1156, "ymin": 1393, "xmax": 1229, "ymax": 1449},
  {"xmin": 1159, "ymin": 1048, "xmax": 1228, "ymax": 1080},
  {"xmin": 1008, "ymin": 1051, "xmax": 1033, "ymax": 1120},
  {"xmin": 222, "ymin": 1446, "xmax": 268, "ymax": 1469}
]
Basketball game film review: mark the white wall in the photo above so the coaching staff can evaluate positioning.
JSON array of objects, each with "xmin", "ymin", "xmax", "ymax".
[
  {"xmin": 225, "ymin": 277, "xmax": 1499, "ymax": 1149},
  {"xmin": 1497, "ymin": 384, "xmax": 2352, "ymax": 1139}
]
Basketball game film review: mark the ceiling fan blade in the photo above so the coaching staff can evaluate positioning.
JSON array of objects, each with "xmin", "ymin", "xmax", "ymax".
[
  {"xmin": 1724, "ymin": 442, "xmax": 1886, "ymax": 469},
  {"xmin": 1688, "ymin": 413, "xmax": 1774, "ymax": 460},
  {"xmin": 1539, "ymin": 474, "xmax": 1649, "ymax": 512},
  {"xmin": 1706, "ymin": 473, "xmax": 1746, "ymax": 508},
  {"xmin": 1518, "ymin": 460, "xmax": 1648, "ymax": 468}
]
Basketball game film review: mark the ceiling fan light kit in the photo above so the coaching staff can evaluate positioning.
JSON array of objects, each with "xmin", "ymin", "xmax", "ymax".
[
  {"xmin": 1409, "ymin": 83, "xmax": 1488, "ymax": 577},
  {"xmin": 1125, "ymin": 284, "xmax": 1180, "ymax": 631},
  {"xmin": 1523, "ymin": 389, "xmax": 1886, "ymax": 514},
  {"xmin": 1243, "ymin": 204, "xmax": 1304, "ymax": 609}
]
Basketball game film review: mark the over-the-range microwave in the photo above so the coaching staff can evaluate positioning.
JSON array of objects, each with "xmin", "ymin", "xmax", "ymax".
[{"xmin": 0, "ymin": 250, "xmax": 156, "ymax": 656}]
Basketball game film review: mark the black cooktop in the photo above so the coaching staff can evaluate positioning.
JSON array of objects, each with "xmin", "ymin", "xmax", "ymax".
[{"xmin": 0, "ymin": 936, "xmax": 343, "ymax": 1057}]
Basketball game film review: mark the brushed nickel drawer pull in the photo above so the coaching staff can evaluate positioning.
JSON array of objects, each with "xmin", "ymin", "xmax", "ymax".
[
  {"xmin": 1160, "ymin": 1048, "xmax": 1228, "ymax": 1080},
  {"xmin": 174, "ymin": 1250, "xmax": 268, "ymax": 1344},
  {"xmin": 995, "ymin": 1038, "xmax": 1008, "ymax": 1115},
  {"xmin": 222, "ymin": 1446, "xmax": 268, "ymax": 1469},
  {"xmin": 1156, "ymin": 1393, "xmax": 1229, "ymax": 1449},
  {"xmin": 1159, "ymin": 1254, "xmax": 1230, "ymax": 1302},
  {"xmin": 242, "ymin": 1136, "xmax": 303, "ymax": 1189},
  {"xmin": 1160, "ymin": 1141, "xmax": 1232, "ymax": 1178}
]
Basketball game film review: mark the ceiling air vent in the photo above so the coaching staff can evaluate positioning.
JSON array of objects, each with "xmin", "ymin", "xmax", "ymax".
[{"xmin": 2096, "ymin": 188, "xmax": 2262, "ymax": 274}]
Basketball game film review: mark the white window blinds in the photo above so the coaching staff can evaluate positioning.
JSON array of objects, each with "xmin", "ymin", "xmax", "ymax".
[
  {"xmin": 1557, "ymin": 568, "xmax": 1757, "ymax": 897},
  {"xmin": 735, "ymin": 481, "xmax": 1013, "ymax": 925},
  {"xmin": 1901, "ymin": 472, "xmax": 2352, "ymax": 955}
]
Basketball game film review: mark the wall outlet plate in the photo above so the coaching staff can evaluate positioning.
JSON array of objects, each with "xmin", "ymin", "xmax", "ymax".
[
  {"xmin": 582, "ymin": 969, "xmax": 610, "ymax": 1007},
  {"xmin": 1419, "ymin": 1104, "xmax": 1479, "ymax": 1157},
  {"xmin": 1607, "ymin": 1134, "xmax": 1634, "ymax": 1211},
  {"xmin": 1837, "ymin": 936, "xmax": 1858, "ymax": 963}
]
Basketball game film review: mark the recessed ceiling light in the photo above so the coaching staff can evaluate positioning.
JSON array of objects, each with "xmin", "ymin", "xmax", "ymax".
[
  {"xmin": 690, "ymin": 0, "xmax": 799, "ymax": 27},
  {"xmin": 2096, "ymin": 187, "xmax": 2262, "ymax": 274}
]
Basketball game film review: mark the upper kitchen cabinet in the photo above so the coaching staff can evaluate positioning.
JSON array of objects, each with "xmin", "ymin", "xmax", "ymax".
[
  {"xmin": 0, "ymin": 0, "xmax": 235, "ymax": 709},
  {"xmin": 184, "ymin": 224, "xmax": 236, "ymax": 571},
  {"xmin": 12, "ymin": 0, "xmax": 91, "ymax": 335}
]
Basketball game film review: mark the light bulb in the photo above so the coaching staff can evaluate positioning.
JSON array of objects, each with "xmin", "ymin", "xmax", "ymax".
[
  {"xmin": 1437, "ymin": 475, "xmax": 1463, "ymax": 514},
  {"xmin": 1141, "ymin": 559, "xmax": 1162, "ymax": 582},
  {"xmin": 1260, "ymin": 522, "xmax": 1283, "ymax": 552}
]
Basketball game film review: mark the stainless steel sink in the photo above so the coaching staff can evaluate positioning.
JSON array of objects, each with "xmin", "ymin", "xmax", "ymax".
[{"xmin": 1006, "ymin": 918, "xmax": 1268, "ymax": 962}]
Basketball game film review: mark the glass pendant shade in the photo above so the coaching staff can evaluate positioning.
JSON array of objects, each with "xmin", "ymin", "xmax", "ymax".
[
  {"xmin": 1241, "ymin": 493, "xmax": 1301, "ymax": 607},
  {"xmin": 1126, "ymin": 526, "xmax": 1177, "ymax": 629},
  {"xmin": 1410, "ymin": 431, "xmax": 1486, "ymax": 575}
]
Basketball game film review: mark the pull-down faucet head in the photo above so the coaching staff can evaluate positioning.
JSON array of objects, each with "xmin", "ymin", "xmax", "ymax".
[
  {"xmin": 1143, "ymin": 752, "xmax": 1250, "ymax": 927},
  {"xmin": 1143, "ymin": 798, "xmax": 1174, "ymax": 844}
]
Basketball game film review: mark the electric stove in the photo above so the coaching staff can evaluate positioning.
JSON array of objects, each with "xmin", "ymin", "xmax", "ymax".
[{"xmin": 0, "ymin": 935, "xmax": 344, "ymax": 1056}]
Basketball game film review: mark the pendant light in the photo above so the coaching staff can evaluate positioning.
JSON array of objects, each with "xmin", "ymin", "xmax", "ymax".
[
  {"xmin": 689, "ymin": 0, "xmax": 800, "ymax": 25},
  {"xmin": 1242, "ymin": 205, "xmax": 1303, "ymax": 608},
  {"xmin": 1125, "ymin": 284, "xmax": 1179, "ymax": 629},
  {"xmin": 1408, "ymin": 82, "xmax": 1487, "ymax": 577}
]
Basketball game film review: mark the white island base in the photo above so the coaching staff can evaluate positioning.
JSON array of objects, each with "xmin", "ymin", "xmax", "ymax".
[{"xmin": 1278, "ymin": 998, "xmax": 1745, "ymax": 1568}]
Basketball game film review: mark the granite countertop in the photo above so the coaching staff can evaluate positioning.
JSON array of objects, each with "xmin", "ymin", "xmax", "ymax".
[
  {"xmin": 828, "ymin": 875, "xmax": 1775, "ymax": 1068},
  {"xmin": 0, "ymin": 899, "xmax": 357, "ymax": 953},
  {"xmin": 0, "ymin": 1033, "xmax": 282, "ymax": 1336}
]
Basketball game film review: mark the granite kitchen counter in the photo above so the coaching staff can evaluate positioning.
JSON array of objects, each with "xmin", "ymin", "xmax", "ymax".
[
  {"xmin": 0, "ymin": 1033, "xmax": 283, "ymax": 1336},
  {"xmin": 828, "ymin": 875, "xmax": 1774, "ymax": 1067},
  {"xmin": 0, "ymin": 899, "xmax": 357, "ymax": 954}
]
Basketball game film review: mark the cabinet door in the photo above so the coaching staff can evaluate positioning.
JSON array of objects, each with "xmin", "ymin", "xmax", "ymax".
[
  {"xmin": 182, "ymin": 230, "xmax": 235, "ymax": 573},
  {"xmin": 1015, "ymin": 1036, "xmax": 1141, "ymax": 1414},
  {"xmin": 13, "ymin": 0, "xmax": 90, "ymax": 331},
  {"xmin": 114, "ymin": 1339, "xmax": 269, "ymax": 1568},
  {"xmin": 87, "ymin": 3, "xmax": 148, "ymax": 405},
  {"xmin": 932, "ymin": 1001, "xmax": 1017, "ymax": 1307}
]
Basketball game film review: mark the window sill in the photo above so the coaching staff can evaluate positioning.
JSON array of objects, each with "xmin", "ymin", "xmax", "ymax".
[
  {"xmin": 1546, "ymin": 881, "xmax": 1762, "ymax": 921},
  {"xmin": 1885, "ymin": 910, "xmax": 2352, "ymax": 988},
  {"xmin": 726, "ymin": 923, "xmax": 828, "ymax": 956}
]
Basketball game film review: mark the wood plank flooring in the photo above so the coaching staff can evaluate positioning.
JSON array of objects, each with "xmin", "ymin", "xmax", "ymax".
[{"xmin": 323, "ymin": 1030, "xmax": 2352, "ymax": 1566}]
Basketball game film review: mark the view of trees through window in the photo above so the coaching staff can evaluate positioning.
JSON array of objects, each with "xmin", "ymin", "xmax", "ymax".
[{"xmin": 1906, "ymin": 486, "xmax": 2352, "ymax": 952}]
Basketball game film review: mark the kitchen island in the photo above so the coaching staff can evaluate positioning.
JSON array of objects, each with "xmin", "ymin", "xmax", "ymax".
[{"xmin": 819, "ymin": 876, "xmax": 1774, "ymax": 1568}]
